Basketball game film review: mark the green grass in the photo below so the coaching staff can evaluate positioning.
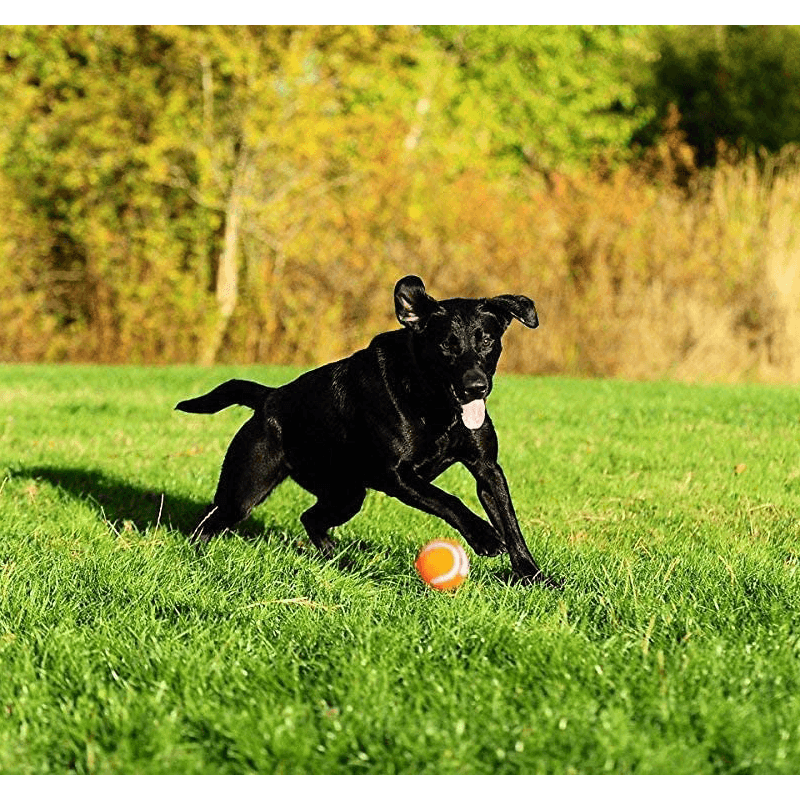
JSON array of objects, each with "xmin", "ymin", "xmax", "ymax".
[{"xmin": 1, "ymin": 364, "xmax": 800, "ymax": 774}]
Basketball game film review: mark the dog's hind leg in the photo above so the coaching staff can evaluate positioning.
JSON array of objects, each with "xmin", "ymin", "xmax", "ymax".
[
  {"xmin": 299, "ymin": 486, "xmax": 367, "ymax": 558},
  {"xmin": 191, "ymin": 416, "xmax": 287, "ymax": 546}
]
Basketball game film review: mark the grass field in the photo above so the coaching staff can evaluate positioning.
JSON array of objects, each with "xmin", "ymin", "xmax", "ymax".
[{"xmin": 1, "ymin": 363, "xmax": 799, "ymax": 775}]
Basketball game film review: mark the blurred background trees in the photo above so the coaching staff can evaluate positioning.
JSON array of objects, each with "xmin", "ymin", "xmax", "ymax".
[
  {"xmin": 2, "ymin": 24, "xmax": 800, "ymax": 381},
  {"xmin": 634, "ymin": 25, "xmax": 800, "ymax": 167},
  {"xmin": 423, "ymin": 26, "xmax": 653, "ymax": 178}
]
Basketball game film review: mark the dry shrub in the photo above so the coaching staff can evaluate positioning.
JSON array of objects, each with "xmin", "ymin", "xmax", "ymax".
[{"xmin": 3, "ymin": 134, "xmax": 800, "ymax": 383}]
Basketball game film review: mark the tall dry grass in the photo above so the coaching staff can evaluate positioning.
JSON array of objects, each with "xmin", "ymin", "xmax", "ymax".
[{"xmin": 3, "ymin": 143, "xmax": 800, "ymax": 382}]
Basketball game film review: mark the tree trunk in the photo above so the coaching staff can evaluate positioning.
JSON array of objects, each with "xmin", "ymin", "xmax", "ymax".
[{"xmin": 199, "ymin": 153, "xmax": 252, "ymax": 366}]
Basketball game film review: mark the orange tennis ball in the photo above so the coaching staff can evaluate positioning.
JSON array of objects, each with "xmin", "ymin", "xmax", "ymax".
[{"xmin": 415, "ymin": 538, "xmax": 469, "ymax": 591}]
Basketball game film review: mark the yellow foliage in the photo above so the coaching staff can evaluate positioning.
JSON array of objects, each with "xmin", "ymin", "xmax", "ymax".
[{"xmin": 2, "ymin": 26, "xmax": 800, "ymax": 381}]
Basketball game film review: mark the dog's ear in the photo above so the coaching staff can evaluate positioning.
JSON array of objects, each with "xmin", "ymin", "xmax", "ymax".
[
  {"xmin": 394, "ymin": 275, "xmax": 441, "ymax": 330},
  {"xmin": 485, "ymin": 295, "xmax": 539, "ymax": 330}
]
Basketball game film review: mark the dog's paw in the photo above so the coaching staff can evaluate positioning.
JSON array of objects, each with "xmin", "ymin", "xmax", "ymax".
[
  {"xmin": 310, "ymin": 533, "xmax": 336, "ymax": 559},
  {"xmin": 466, "ymin": 521, "xmax": 506, "ymax": 557},
  {"xmin": 511, "ymin": 569, "xmax": 564, "ymax": 590},
  {"xmin": 472, "ymin": 537, "xmax": 506, "ymax": 557}
]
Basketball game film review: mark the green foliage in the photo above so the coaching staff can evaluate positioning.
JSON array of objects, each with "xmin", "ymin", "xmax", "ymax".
[
  {"xmin": 637, "ymin": 25, "xmax": 800, "ymax": 166},
  {"xmin": 424, "ymin": 25, "xmax": 657, "ymax": 176},
  {"xmin": 0, "ymin": 25, "xmax": 427, "ymax": 363},
  {"xmin": 0, "ymin": 26, "xmax": 214, "ymax": 359},
  {"xmin": 1, "ymin": 26, "xmax": 800, "ymax": 377},
  {"xmin": 2, "ymin": 366, "xmax": 800, "ymax": 773}
]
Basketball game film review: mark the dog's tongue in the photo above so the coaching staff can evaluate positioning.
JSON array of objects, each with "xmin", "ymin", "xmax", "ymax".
[{"xmin": 460, "ymin": 399, "xmax": 486, "ymax": 430}]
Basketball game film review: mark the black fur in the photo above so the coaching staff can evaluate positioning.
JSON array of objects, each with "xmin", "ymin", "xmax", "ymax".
[{"xmin": 176, "ymin": 275, "xmax": 557, "ymax": 587}]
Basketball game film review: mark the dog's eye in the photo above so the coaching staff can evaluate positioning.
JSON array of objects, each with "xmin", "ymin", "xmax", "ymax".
[
  {"xmin": 441, "ymin": 335, "xmax": 460, "ymax": 356},
  {"xmin": 478, "ymin": 333, "xmax": 494, "ymax": 351}
]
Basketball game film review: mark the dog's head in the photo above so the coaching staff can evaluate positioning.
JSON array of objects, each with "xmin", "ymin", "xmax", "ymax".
[{"xmin": 394, "ymin": 275, "xmax": 538, "ymax": 430}]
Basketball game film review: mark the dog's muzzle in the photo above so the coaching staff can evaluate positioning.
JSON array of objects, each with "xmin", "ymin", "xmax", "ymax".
[{"xmin": 459, "ymin": 369, "xmax": 489, "ymax": 429}]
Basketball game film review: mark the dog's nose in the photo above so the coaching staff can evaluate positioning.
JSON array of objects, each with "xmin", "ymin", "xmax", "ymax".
[{"xmin": 462, "ymin": 369, "xmax": 489, "ymax": 399}]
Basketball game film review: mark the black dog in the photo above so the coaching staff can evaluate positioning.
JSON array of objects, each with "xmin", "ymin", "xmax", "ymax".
[{"xmin": 176, "ymin": 276, "xmax": 557, "ymax": 587}]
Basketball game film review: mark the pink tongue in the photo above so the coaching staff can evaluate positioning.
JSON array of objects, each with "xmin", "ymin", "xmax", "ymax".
[{"xmin": 461, "ymin": 399, "xmax": 486, "ymax": 430}]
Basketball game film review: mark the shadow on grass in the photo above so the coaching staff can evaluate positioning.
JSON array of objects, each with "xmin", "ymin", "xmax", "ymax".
[
  {"xmin": 9, "ymin": 465, "xmax": 270, "ymax": 542},
  {"xmin": 8, "ymin": 465, "xmax": 394, "ymax": 567},
  {"xmin": 9, "ymin": 466, "xmax": 534, "ymax": 587}
]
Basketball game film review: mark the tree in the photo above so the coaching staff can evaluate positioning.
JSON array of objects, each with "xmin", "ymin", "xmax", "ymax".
[
  {"xmin": 146, "ymin": 25, "xmax": 424, "ymax": 363},
  {"xmin": 0, "ymin": 25, "xmax": 205, "ymax": 359},
  {"xmin": 0, "ymin": 25, "xmax": 424, "ymax": 362},
  {"xmin": 635, "ymin": 25, "xmax": 800, "ymax": 167},
  {"xmin": 422, "ymin": 25, "xmax": 657, "ymax": 180}
]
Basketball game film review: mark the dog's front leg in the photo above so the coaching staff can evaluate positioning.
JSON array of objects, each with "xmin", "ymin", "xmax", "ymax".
[
  {"xmin": 382, "ymin": 468, "xmax": 504, "ymax": 556},
  {"xmin": 468, "ymin": 462, "xmax": 560, "ymax": 588}
]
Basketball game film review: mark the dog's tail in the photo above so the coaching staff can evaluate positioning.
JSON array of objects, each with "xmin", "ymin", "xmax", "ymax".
[{"xmin": 175, "ymin": 379, "xmax": 274, "ymax": 414}]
